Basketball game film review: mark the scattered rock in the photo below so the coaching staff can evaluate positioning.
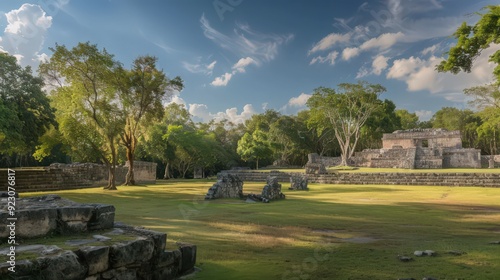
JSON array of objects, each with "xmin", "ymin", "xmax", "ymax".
[
  {"xmin": 424, "ymin": 250, "xmax": 436, "ymax": 256},
  {"xmin": 41, "ymin": 245, "xmax": 62, "ymax": 255},
  {"xmin": 423, "ymin": 277, "xmax": 438, "ymax": 280},
  {"xmin": 414, "ymin": 250, "xmax": 424, "ymax": 256},
  {"xmin": 397, "ymin": 255, "xmax": 413, "ymax": 262},
  {"xmin": 246, "ymin": 194, "xmax": 269, "ymax": 203},
  {"xmin": 489, "ymin": 241, "xmax": 500, "ymax": 245},
  {"xmin": 397, "ymin": 278, "xmax": 416, "ymax": 280}
]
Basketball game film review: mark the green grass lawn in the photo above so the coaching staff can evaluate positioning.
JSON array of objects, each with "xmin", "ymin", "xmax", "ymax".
[{"xmin": 20, "ymin": 180, "xmax": 500, "ymax": 280}]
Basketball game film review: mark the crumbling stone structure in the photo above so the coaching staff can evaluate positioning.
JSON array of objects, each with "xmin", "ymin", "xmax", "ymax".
[
  {"xmin": 0, "ymin": 161, "xmax": 157, "ymax": 193},
  {"xmin": 261, "ymin": 176, "xmax": 285, "ymax": 200},
  {"xmin": 306, "ymin": 129, "xmax": 482, "ymax": 169},
  {"xmin": 289, "ymin": 174, "xmax": 309, "ymax": 190},
  {"xmin": 0, "ymin": 195, "xmax": 196, "ymax": 279},
  {"xmin": 205, "ymin": 173, "xmax": 244, "ymax": 200}
]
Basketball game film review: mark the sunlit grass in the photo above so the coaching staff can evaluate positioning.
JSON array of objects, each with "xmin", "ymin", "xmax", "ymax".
[{"xmin": 14, "ymin": 179, "xmax": 500, "ymax": 279}]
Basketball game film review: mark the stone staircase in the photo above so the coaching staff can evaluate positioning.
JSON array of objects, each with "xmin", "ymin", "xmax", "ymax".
[{"xmin": 415, "ymin": 148, "xmax": 443, "ymax": 169}]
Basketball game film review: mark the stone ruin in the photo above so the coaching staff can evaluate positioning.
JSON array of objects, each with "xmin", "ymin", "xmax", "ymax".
[
  {"xmin": 205, "ymin": 173, "xmax": 243, "ymax": 200},
  {"xmin": 289, "ymin": 174, "xmax": 309, "ymax": 190},
  {"xmin": 261, "ymin": 176, "xmax": 285, "ymax": 200},
  {"xmin": 205, "ymin": 174, "xmax": 286, "ymax": 203},
  {"xmin": 0, "ymin": 194, "xmax": 196, "ymax": 280},
  {"xmin": 306, "ymin": 129, "xmax": 482, "ymax": 169}
]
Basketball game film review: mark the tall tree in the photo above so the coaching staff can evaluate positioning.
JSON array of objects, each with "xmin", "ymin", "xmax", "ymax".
[
  {"xmin": 116, "ymin": 56, "xmax": 183, "ymax": 185},
  {"xmin": 307, "ymin": 81, "xmax": 385, "ymax": 166},
  {"xmin": 237, "ymin": 129, "xmax": 272, "ymax": 169},
  {"xmin": 39, "ymin": 42, "xmax": 123, "ymax": 190},
  {"xmin": 0, "ymin": 53, "xmax": 55, "ymax": 158},
  {"xmin": 437, "ymin": 5, "xmax": 500, "ymax": 80},
  {"xmin": 395, "ymin": 109, "xmax": 419, "ymax": 130}
]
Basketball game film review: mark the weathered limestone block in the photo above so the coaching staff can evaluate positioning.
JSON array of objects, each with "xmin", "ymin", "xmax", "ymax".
[
  {"xmin": 38, "ymin": 251, "xmax": 88, "ymax": 280},
  {"xmin": 157, "ymin": 250, "xmax": 182, "ymax": 268},
  {"xmin": 101, "ymin": 267, "xmax": 137, "ymax": 280},
  {"xmin": 261, "ymin": 176, "xmax": 285, "ymax": 200},
  {"xmin": 305, "ymin": 163, "xmax": 326, "ymax": 174},
  {"xmin": 15, "ymin": 208, "xmax": 58, "ymax": 238},
  {"xmin": 87, "ymin": 204, "xmax": 115, "ymax": 230},
  {"xmin": 109, "ymin": 237, "xmax": 154, "ymax": 268},
  {"xmin": 58, "ymin": 206, "xmax": 94, "ymax": 233},
  {"xmin": 289, "ymin": 174, "xmax": 308, "ymax": 190},
  {"xmin": 131, "ymin": 227, "xmax": 167, "ymax": 261},
  {"xmin": 76, "ymin": 246, "xmax": 110, "ymax": 275},
  {"xmin": 205, "ymin": 174, "xmax": 243, "ymax": 200},
  {"xmin": 177, "ymin": 243, "xmax": 197, "ymax": 275}
]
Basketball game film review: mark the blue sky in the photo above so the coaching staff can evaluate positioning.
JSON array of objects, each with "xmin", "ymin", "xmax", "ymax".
[{"xmin": 1, "ymin": 0, "xmax": 500, "ymax": 123}]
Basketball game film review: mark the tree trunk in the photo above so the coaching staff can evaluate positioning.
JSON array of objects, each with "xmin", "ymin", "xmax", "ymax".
[
  {"xmin": 163, "ymin": 162, "xmax": 171, "ymax": 179},
  {"xmin": 123, "ymin": 132, "xmax": 136, "ymax": 185},
  {"xmin": 104, "ymin": 137, "xmax": 118, "ymax": 190},
  {"xmin": 256, "ymin": 158, "xmax": 259, "ymax": 170}
]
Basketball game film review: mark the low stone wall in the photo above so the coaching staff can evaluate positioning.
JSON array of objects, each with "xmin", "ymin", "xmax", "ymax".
[
  {"xmin": 481, "ymin": 155, "xmax": 500, "ymax": 168},
  {"xmin": 0, "ymin": 195, "xmax": 196, "ymax": 280},
  {"xmin": 219, "ymin": 170, "xmax": 500, "ymax": 187},
  {"xmin": 0, "ymin": 161, "xmax": 157, "ymax": 192}
]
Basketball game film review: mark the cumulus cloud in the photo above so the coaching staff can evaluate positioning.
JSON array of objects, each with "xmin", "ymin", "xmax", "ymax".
[
  {"xmin": 310, "ymin": 51, "xmax": 339, "ymax": 65},
  {"xmin": 371, "ymin": 55, "xmax": 390, "ymax": 75},
  {"xmin": 189, "ymin": 103, "xmax": 256, "ymax": 124},
  {"xmin": 232, "ymin": 57, "xmax": 257, "ymax": 73},
  {"xmin": 0, "ymin": 4, "xmax": 52, "ymax": 68},
  {"xmin": 288, "ymin": 93, "xmax": 312, "ymax": 107},
  {"xmin": 386, "ymin": 44, "xmax": 499, "ymax": 98},
  {"xmin": 210, "ymin": 72, "xmax": 233, "ymax": 87},
  {"xmin": 342, "ymin": 47, "xmax": 360, "ymax": 60}
]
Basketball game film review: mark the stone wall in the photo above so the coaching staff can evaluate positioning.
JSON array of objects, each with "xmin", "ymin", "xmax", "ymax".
[
  {"xmin": 481, "ymin": 155, "xmax": 500, "ymax": 168},
  {"xmin": 382, "ymin": 129, "xmax": 462, "ymax": 149},
  {"xmin": 0, "ymin": 161, "xmax": 157, "ymax": 192},
  {"xmin": 443, "ymin": 149, "xmax": 481, "ymax": 168},
  {"xmin": 220, "ymin": 170, "xmax": 500, "ymax": 187},
  {"xmin": 0, "ymin": 195, "xmax": 196, "ymax": 279},
  {"xmin": 307, "ymin": 153, "xmax": 341, "ymax": 167}
]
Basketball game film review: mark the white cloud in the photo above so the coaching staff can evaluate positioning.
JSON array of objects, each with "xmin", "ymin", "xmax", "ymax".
[
  {"xmin": 0, "ymin": 4, "xmax": 52, "ymax": 68},
  {"xmin": 288, "ymin": 93, "xmax": 312, "ymax": 107},
  {"xmin": 342, "ymin": 47, "xmax": 360, "ymax": 61},
  {"xmin": 360, "ymin": 32, "xmax": 403, "ymax": 51},
  {"xmin": 189, "ymin": 103, "xmax": 211, "ymax": 121},
  {"xmin": 415, "ymin": 110, "xmax": 433, "ymax": 121},
  {"xmin": 386, "ymin": 44, "xmax": 500, "ymax": 98},
  {"xmin": 189, "ymin": 103, "xmax": 256, "ymax": 124},
  {"xmin": 421, "ymin": 44, "xmax": 439, "ymax": 56},
  {"xmin": 200, "ymin": 15, "xmax": 293, "ymax": 64},
  {"xmin": 232, "ymin": 57, "xmax": 257, "ymax": 73},
  {"xmin": 372, "ymin": 55, "xmax": 389, "ymax": 75},
  {"xmin": 309, "ymin": 33, "xmax": 351, "ymax": 54},
  {"xmin": 210, "ymin": 72, "xmax": 233, "ymax": 87},
  {"xmin": 183, "ymin": 60, "xmax": 217, "ymax": 75},
  {"xmin": 310, "ymin": 51, "xmax": 338, "ymax": 65}
]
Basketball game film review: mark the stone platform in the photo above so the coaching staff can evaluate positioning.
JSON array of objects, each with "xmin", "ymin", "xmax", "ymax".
[{"xmin": 0, "ymin": 195, "xmax": 196, "ymax": 280}]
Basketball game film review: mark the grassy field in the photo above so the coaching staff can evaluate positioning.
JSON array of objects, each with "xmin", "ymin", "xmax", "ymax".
[{"xmin": 20, "ymin": 179, "xmax": 500, "ymax": 280}]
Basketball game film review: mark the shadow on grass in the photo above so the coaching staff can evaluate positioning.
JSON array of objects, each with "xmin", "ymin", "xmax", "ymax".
[{"xmin": 17, "ymin": 184, "xmax": 500, "ymax": 280}]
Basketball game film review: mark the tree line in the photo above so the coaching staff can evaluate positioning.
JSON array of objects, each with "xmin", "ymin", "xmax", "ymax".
[{"xmin": 0, "ymin": 6, "xmax": 499, "ymax": 189}]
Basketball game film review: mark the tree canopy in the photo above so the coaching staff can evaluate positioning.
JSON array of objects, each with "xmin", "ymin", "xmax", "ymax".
[{"xmin": 0, "ymin": 52, "xmax": 55, "ymax": 159}]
